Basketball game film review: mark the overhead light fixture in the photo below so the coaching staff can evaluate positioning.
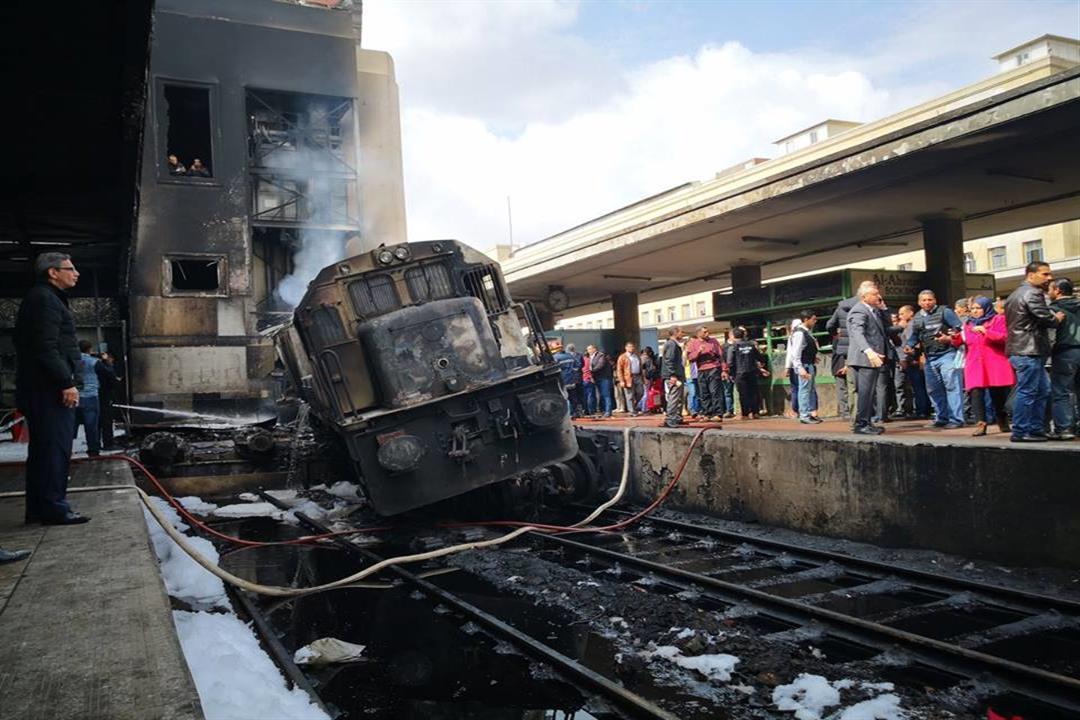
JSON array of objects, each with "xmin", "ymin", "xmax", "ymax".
[
  {"xmin": 742, "ymin": 236, "xmax": 799, "ymax": 246},
  {"xmin": 856, "ymin": 241, "xmax": 910, "ymax": 248},
  {"xmin": 603, "ymin": 274, "xmax": 652, "ymax": 281}
]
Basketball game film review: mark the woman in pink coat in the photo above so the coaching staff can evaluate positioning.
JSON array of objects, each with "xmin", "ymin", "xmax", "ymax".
[{"xmin": 954, "ymin": 296, "xmax": 1014, "ymax": 435}]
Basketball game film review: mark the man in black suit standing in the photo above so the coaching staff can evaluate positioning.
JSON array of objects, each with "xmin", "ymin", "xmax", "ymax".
[
  {"xmin": 15, "ymin": 252, "xmax": 91, "ymax": 525},
  {"xmin": 846, "ymin": 283, "xmax": 889, "ymax": 435}
]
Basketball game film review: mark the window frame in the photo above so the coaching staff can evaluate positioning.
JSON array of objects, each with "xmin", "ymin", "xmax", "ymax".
[
  {"xmin": 1022, "ymin": 239, "xmax": 1044, "ymax": 264},
  {"xmin": 963, "ymin": 252, "xmax": 976, "ymax": 273},
  {"xmin": 155, "ymin": 77, "xmax": 221, "ymax": 187},
  {"xmin": 162, "ymin": 253, "xmax": 228, "ymax": 298},
  {"xmin": 989, "ymin": 246, "xmax": 1008, "ymax": 270}
]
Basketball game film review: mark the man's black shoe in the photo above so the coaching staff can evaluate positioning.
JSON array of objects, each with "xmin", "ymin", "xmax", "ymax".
[
  {"xmin": 0, "ymin": 548, "xmax": 31, "ymax": 564},
  {"xmin": 941, "ymin": 423, "xmax": 963, "ymax": 430},
  {"xmin": 1057, "ymin": 432, "xmax": 1076, "ymax": 441},
  {"xmin": 1010, "ymin": 434, "xmax": 1048, "ymax": 443},
  {"xmin": 929, "ymin": 422, "xmax": 948, "ymax": 428},
  {"xmin": 1042, "ymin": 432, "xmax": 1064, "ymax": 441},
  {"xmin": 853, "ymin": 426, "xmax": 881, "ymax": 435},
  {"xmin": 42, "ymin": 512, "xmax": 91, "ymax": 525}
]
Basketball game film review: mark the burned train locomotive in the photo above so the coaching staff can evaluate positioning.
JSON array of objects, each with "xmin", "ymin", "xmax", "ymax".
[{"xmin": 273, "ymin": 241, "xmax": 576, "ymax": 515}]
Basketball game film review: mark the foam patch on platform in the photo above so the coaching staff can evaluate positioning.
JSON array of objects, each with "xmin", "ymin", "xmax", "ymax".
[
  {"xmin": 143, "ymin": 497, "xmax": 228, "ymax": 609},
  {"xmin": 174, "ymin": 610, "xmax": 329, "ymax": 720}
]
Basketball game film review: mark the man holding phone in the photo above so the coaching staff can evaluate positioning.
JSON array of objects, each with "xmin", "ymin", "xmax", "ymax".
[{"xmin": 909, "ymin": 290, "xmax": 964, "ymax": 428}]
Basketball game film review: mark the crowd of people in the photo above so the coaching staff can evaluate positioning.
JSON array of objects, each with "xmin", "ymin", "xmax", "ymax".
[
  {"xmin": 552, "ymin": 260, "xmax": 1079, "ymax": 442},
  {"xmin": 552, "ymin": 324, "xmax": 773, "ymax": 429},
  {"xmin": 828, "ymin": 261, "xmax": 1077, "ymax": 441}
]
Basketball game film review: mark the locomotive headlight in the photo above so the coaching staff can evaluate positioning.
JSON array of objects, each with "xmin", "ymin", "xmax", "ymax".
[
  {"xmin": 377, "ymin": 249, "xmax": 395, "ymax": 265},
  {"xmin": 376, "ymin": 434, "xmax": 426, "ymax": 473},
  {"xmin": 393, "ymin": 246, "xmax": 411, "ymax": 261},
  {"xmin": 519, "ymin": 391, "xmax": 567, "ymax": 428}
]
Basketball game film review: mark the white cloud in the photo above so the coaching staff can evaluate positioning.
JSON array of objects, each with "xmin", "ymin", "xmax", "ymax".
[{"xmin": 361, "ymin": 0, "xmax": 1076, "ymax": 251}]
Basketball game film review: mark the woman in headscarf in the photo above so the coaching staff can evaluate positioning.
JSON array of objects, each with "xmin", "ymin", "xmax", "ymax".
[
  {"xmin": 953, "ymin": 296, "xmax": 1013, "ymax": 435},
  {"xmin": 641, "ymin": 346, "xmax": 665, "ymax": 413}
]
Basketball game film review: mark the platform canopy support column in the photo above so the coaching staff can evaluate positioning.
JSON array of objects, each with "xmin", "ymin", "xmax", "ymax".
[
  {"xmin": 731, "ymin": 264, "xmax": 762, "ymax": 293},
  {"xmin": 921, "ymin": 215, "xmax": 967, "ymax": 306},
  {"xmin": 611, "ymin": 291, "xmax": 640, "ymax": 347}
]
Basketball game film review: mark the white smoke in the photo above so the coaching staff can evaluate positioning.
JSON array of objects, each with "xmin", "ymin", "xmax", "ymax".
[
  {"xmin": 274, "ymin": 229, "xmax": 349, "ymax": 307},
  {"xmin": 265, "ymin": 99, "xmax": 359, "ymax": 308}
]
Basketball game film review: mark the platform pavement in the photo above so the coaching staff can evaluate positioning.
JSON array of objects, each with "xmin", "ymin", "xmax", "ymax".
[
  {"xmin": 0, "ymin": 460, "xmax": 202, "ymax": 720},
  {"xmin": 573, "ymin": 412, "xmax": 1080, "ymax": 450}
]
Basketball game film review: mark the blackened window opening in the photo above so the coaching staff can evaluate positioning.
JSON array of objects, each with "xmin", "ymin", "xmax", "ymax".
[
  {"xmin": 164, "ymin": 85, "xmax": 213, "ymax": 177},
  {"xmin": 463, "ymin": 265, "xmax": 509, "ymax": 314},
  {"xmin": 170, "ymin": 259, "xmax": 221, "ymax": 291}
]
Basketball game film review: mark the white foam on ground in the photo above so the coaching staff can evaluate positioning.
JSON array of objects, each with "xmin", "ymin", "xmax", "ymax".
[
  {"xmin": 772, "ymin": 674, "xmax": 905, "ymax": 720},
  {"xmin": 143, "ymin": 497, "xmax": 228, "ymax": 609},
  {"xmin": 773, "ymin": 674, "xmax": 841, "ymax": 719},
  {"xmin": 647, "ymin": 645, "xmax": 740, "ymax": 682},
  {"xmin": 174, "ymin": 611, "xmax": 329, "ymax": 720},
  {"xmin": 177, "ymin": 496, "xmax": 219, "ymax": 515},
  {"xmin": 143, "ymin": 497, "xmax": 329, "ymax": 720},
  {"xmin": 212, "ymin": 502, "xmax": 285, "ymax": 520},
  {"xmin": 838, "ymin": 693, "xmax": 905, "ymax": 719}
]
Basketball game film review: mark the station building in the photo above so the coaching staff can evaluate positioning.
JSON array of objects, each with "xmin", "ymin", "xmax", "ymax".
[{"xmin": 0, "ymin": 0, "xmax": 407, "ymax": 420}]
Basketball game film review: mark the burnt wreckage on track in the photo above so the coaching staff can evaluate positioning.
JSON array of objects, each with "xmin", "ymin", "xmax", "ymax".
[{"xmin": 273, "ymin": 241, "xmax": 579, "ymax": 515}]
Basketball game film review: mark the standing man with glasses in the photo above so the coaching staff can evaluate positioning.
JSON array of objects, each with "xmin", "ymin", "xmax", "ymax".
[{"xmin": 14, "ymin": 253, "xmax": 90, "ymax": 525}]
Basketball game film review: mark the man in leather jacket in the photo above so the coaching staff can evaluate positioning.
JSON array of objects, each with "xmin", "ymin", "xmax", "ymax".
[{"xmin": 1005, "ymin": 261, "xmax": 1065, "ymax": 442}]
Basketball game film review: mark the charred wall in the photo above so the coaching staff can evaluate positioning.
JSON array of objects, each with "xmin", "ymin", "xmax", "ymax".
[{"xmin": 131, "ymin": 0, "xmax": 364, "ymax": 414}]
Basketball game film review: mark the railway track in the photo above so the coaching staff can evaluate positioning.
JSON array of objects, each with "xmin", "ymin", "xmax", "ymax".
[
  {"xmin": 526, "ymin": 506, "xmax": 1080, "ymax": 716},
  {"xmin": 238, "ymin": 491, "xmax": 1079, "ymax": 718}
]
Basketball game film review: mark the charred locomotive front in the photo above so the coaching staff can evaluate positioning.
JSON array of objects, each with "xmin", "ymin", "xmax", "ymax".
[{"xmin": 275, "ymin": 241, "xmax": 576, "ymax": 515}]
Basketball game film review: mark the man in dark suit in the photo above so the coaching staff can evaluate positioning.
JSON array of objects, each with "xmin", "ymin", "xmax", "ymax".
[
  {"xmin": 846, "ymin": 283, "xmax": 889, "ymax": 435},
  {"xmin": 15, "ymin": 252, "xmax": 91, "ymax": 525}
]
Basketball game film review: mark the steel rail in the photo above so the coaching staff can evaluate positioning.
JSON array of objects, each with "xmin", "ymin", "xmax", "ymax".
[
  {"xmin": 530, "ymin": 531, "xmax": 1080, "ymax": 713},
  {"xmin": 254, "ymin": 492, "xmax": 678, "ymax": 720},
  {"xmin": 582, "ymin": 506, "xmax": 1080, "ymax": 615},
  {"xmin": 225, "ymin": 585, "xmax": 334, "ymax": 718}
]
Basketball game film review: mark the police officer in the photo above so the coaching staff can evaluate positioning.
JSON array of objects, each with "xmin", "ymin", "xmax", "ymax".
[{"xmin": 15, "ymin": 252, "xmax": 90, "ymax": 525}]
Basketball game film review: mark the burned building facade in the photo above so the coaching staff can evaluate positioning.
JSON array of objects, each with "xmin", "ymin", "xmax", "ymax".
[{"xmin": 128, "ymin": 0, "xmax": 405, "ymax": 421}]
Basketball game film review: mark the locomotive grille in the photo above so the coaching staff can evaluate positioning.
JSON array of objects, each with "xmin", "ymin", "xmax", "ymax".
[
  {"xmin": 463, "ymin": 264, "xmax": 509, "ymax": 314},
  {"xmin": 348, "ymin": 273, "xmax": 401, "ymax": 317},
  {"xmin": 307, "ymin": 305, "xmax": 346, "ymax": 347},
  {"xmin": 404, "ymin": 261, "xmax": 454, "ymax": 302}
]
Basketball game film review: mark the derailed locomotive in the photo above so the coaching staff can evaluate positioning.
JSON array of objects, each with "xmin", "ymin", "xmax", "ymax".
[{"xmin": 273, "ymin": 241, "xmax": 577, "ymax": 515}]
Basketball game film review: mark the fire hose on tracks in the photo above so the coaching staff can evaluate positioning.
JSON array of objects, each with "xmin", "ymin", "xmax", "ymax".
[{"xmin": 19, "ymin": 425, "xmax": 711, "ymax": 597}]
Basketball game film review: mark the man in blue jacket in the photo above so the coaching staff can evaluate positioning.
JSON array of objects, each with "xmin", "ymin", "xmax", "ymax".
[
  {"xmin": 910, "ymin": 290, "xmax": 964, "ymax": 428},
  {"xmin": 15, "ymin": 253, "xmax": 90, "ymax": 525}
]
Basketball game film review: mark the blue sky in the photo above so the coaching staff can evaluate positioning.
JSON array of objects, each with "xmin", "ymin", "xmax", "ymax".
[{"xmin": 363, "ymin": 0, "xmax": 1079, "ymax": 246}]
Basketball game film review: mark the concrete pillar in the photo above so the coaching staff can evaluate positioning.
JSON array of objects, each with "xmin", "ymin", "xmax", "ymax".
[
  {"xmin": 534, "ymin": 304, "xmax": 556, "ymax": 331},
  {"xmin": 921, "ymin": 217, "xmax": 966, "ymax": 306},
  {"xmin": 731, "ymin": 264, "xmax": 762, "ymax": 293},
  {"xmin": 611, "ymin": 291, "xmax": 640, "ymax": 347}
]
